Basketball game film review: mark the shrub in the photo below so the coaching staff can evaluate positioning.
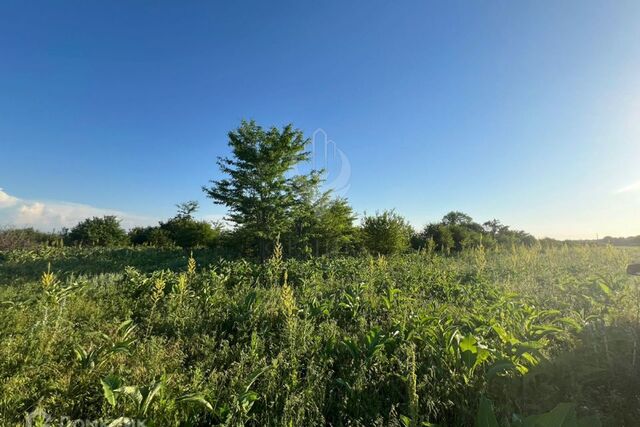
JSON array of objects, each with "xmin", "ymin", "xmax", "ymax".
[
  {"xmin": 285, "ymin": 197, "xmax": 358, "ymax": 257},
  {"xmin": 361, "ymin": 210, "xmax": 412, "ymax": 255},
  {"xmin": 65, "ymin": 216, "xmax": 129, "ymax": 247},
  {"xmin": 129, "ymin": 226, "xmax": 174, "ymax": 247},
  {"xmin": 159, "ymin": 217, "xmax": 220, "ymax": 249},
  {"xmin": 0, "ymin": 227, "xmax": 61, "ymax": 251},
  {"xmin": 420, "ymin": 223, "xmax": 456, "ymax": 253}
]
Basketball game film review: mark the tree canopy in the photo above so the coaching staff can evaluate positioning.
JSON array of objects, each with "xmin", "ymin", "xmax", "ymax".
[
  {"xmin": 65, "ymin": 216, "xmax": 128, "ymax": 247},
  {"xmin": 203, "ymin": 120, "xmax": 324, "ymax": 259}
]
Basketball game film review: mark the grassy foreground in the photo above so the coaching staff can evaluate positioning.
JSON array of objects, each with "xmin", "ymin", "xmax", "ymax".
[{"xmin": 0, "ymin": 245, "xmax": 639, "ymax": 426}]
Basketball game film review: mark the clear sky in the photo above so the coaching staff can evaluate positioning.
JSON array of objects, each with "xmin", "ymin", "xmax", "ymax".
[{"xmin": 1, "ymin": 1, "xmax": 639, "ymax": 239}]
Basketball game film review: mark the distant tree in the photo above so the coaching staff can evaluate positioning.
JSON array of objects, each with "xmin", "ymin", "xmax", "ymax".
[
  {"xmin": 422, "ymin": 223, "xmax": 455, "ymax": 254},
  {"xmin": 442, "ymin": 211, "xmax": 473, "ymax": 226},
  {"xmin": 497, "ymin": 229, "xmax": 536, "ymax": 247},
  {"xmin": 600, "ymin": 235, "xmax": 640, "ymax": 246},
  {"xmin": 286, "ymin": 195, "xmax": 357, "ymax": 257},
  {"xmin": 160, "ymin": 202, "xmax": 220, "ymax": 248},
  {"xmin": 361, "ymin": 210, "xmax": 412, "ymax": 255},
  {"xmin": 417, "ymin": 213, "xmax": 536, "ymax": 253},
  {"xmin": 66, "ymin": 216, "xmax": 128, "ymax": 247},
  {"xmin": 129, "ymin": 226, "xmax": 174, "ymax": 247},
  {"xmin": 417, "ymin": 212, "xmax": 486, "ymax": 253},
  {"xmin": 203, "ymin": 120, "xmax": 322, "ymax": 260},
  {"xmin": 175, "ymin": 200, "xmax": 199, "ymax": 219},
  {"xmin": 483, "ymin": 219, "xmax": 508, "ymax": 236},
  {"xmin": 0, "ymin": 227, "xmax": 61, "ymax": 251},
  {"xmin": 449, "ymin": 224, "xmax": 483, "ymax": 251},
  {"xmin": 314, "ymin": 198, "xmax": 358, "ymax": 255},
  {"xmin": 481, "ymin": 218, "xmax": 536, "ymax": 247}
]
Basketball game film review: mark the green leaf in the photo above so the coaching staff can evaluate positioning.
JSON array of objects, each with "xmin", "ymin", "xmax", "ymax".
[
  {"xmin": 141, "ymin": 380, "xmax": 164, "ymax": 416},
  {"xmin": 486, "ymin": 359, "xmax": 516, "ymax": 379},
  {"xmin": 74, "ymin": 345, "xmax": 88, "ymax": 362},
  {"xmin": 475, "ymin": 395, "xmax": 499, "ymax": 427},
  {"xmin": 240, "ymin": 390, "xmax": 259, "ymax": 411},
  {"xmin": 460, "ymin": 335, "xmax": 478, "ymax": 368},
  {"xmin": 473, "ymin": 347, "xmax": 490, "ymax": 370},
  {"xmin": 523, "ymin": 403, "xmax": 577, "ymax": 427},
  {"xmin": 557, "ymin": 317, "xmax": 582, "ymax": 331},
  {"xmin": 460, "ymin": 335, "xmax": 478, "ymax": 353},
  {"xmin": 101, "ymin": 375, "xmax": 122, "ymax": 408},
  {"xmin": 244, "ymin": 367, "xmax": 268, "ymax": 393},
  {"xmin": 531, "ymin": 324, "xmax": 564, "ymax": 337},
  {"xmin": 597, "ymin": 281, "xmax": 612, "ymax": 297},
  {"xmin": 492, "ymin": 324, "xmax": 510, "ymax": 343},
  {"xmin": 176, "ymin": 393, "xmax": 214, "ymax": 411},
  {"xmin": 115, "ymin": 385, "xmax": 143, "ymax": 407}
]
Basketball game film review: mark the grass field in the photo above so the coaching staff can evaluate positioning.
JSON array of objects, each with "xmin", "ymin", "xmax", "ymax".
[{"xmin": 1, "ymin": 245, "xmax": 639, "ymax": 426}]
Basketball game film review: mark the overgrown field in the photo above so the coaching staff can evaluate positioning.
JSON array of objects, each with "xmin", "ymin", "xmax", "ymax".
[{"xmin": 0, "ymin": 245, "xmax": 639, "ymax": 426}]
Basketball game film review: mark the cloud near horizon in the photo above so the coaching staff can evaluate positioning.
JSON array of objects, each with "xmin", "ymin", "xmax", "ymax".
[{"xmin": 0, "ymin": 188, "xmax": 157, "ymax": 231}]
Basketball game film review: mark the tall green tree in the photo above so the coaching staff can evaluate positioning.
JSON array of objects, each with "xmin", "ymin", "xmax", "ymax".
[
  {"xmin": 361, "ymin": 210, "xmax": 413, "ymax": 255},
  {"xmin": 203, "ymin": 120, "xmax": 322, "ymax": 260}
]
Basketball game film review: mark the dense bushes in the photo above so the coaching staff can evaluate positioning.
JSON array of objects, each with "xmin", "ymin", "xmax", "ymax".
[
  {"xmin": 361, "ymin": 210, "xmax": 412, "ymax": 255},
  {"xmin": 412, "ymin": 213, "xmax": 536, "ymax": 253},
  {"xmin": 600, "ymin": 235, "xmax": 640, "ymax": 246},
  {"xmin": 65, "ymin": 216, "xmax": 129, "ymax": 247},
  {"xmin": 155, "ymin": 201, "xmax": 221, "ymax": 249},
  {"xmin": 159, "ymin": 217, "xmax": 220, "ymax": 248},
  {"xmin": 0, "ymin": 245, "xmax": 636, "ymax": 425},
  {"xmin": 284, "ymin": 197, "xmax": 358, "ymax": 257},
  {"xmin": 0, "ymin": 227, "xmax": 60, "ymax": 251},
  {"xmin": 129, "ymin": 221, "xmax": 220, "ymax": 250},
  {"xmin": 3, "ymin": 209, "xmax": 541, "ymax": 255},
  {"xmin": 128, "ymin": 226, "xmax": 174, "ymax": 247}
]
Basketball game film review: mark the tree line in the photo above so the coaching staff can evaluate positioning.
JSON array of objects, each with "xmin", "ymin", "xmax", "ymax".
[{"xmin": 3, "ymin": 120, "xmax": 609, "ymax": 256}]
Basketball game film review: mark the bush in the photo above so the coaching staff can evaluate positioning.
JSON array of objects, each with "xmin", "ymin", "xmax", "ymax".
[
  {"xmin": 0, "ymin": 227, "xmax": 61, "ymax": 251},
  {"xmin": 419, "ymin": 223, "xmax": 456, "ymax": 253},
  {"xmin": 415, "ymin": 213, "xmax": 533, "ymax": 254},
  {"xmin": 159, "ymin": 217, "xmax": 220, "ymax": 249},
  {"xmin": 65, "ymin": 216, "xmax": 129, "ymax": 247},
  {"xmin": 129, "ymin": 226, "xmax": 174, "ymax": 247},
  {"xmin": 0, "ymin": 245, "xmax": 631, "ymax": 425},
  {"xmin": 361, "ymin": 210, "xmax": 412, "ymax": 255}
]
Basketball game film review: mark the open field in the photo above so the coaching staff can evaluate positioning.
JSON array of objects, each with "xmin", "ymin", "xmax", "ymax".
[{"xmin": 1, "ymin": 245, "xmax": 639, "ymax": 426}]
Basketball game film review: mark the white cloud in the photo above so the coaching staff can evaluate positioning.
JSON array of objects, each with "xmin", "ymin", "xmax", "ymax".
[
  {"xmin": 614, "ymin": 181, "xmax": 640, "ymax": 194},
  {"xmin": 0, "ymin": 188, "xmax": 156, "ymax": 231},
  {"xmin": 0, "ymin": 188, "xmax": 19, "ymax": 208}
]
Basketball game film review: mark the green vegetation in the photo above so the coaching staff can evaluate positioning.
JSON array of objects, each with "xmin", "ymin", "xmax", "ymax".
[
  {"xmin": 2, "ymin": 121, "xmax": 638, "ymax": 425},
  {"xmin": 158, "ymin": 201, "xmax": 221, "ymax": 249},
  {"xmin": 361, "ymin": 210, "xmax": 412, "ymax": 255},
  {"xmin": 0, "ymin": 244, "xmax": 639, "ymax": 425},
  {"xmin": 0, "ymin": 227, "xmax": 61, "ymax": 251},
  {"xmin": 65, "ymin": 216, "xmax": 129, "ymax": 247},
  {"xmin": 203, "ymin": 120, "xmax": 324, "ymax": 260}
]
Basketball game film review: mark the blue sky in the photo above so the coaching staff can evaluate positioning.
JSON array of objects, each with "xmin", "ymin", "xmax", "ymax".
[{"xmin": 1, "ymin": 1, "xmax": 639, "ymax": 239}]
